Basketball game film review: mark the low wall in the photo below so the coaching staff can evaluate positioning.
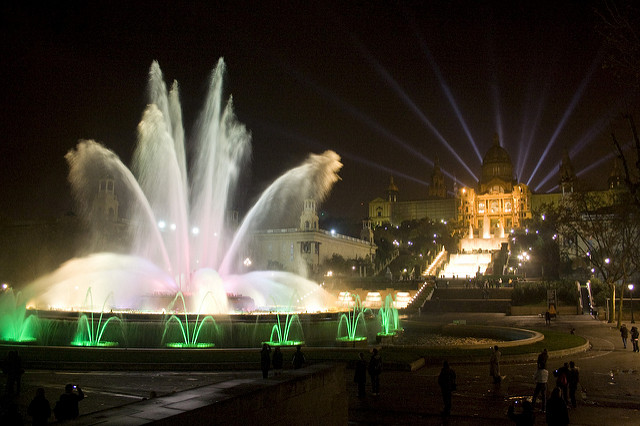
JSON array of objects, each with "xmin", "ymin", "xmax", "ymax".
[
  {"xmin": 87, "ymin": 363, "xmax": 348, "ymax": 426},
  {"xmin": 160, "ymin": 363, "xmax": 346, "ymax": 426}
]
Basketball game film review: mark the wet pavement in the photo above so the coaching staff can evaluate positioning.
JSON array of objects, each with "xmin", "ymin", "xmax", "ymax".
[{"xmin": 2, "ymin": 313, "xmax": 639, "ymax": 425}]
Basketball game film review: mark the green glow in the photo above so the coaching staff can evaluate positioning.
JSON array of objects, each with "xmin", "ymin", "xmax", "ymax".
[
  {"xmin": 261, "ymin": 339, "xmax": 304, "ymax": 347},
  {"xmin": 377, "ymin": 294, "xmax": 401, "ymax": 337},
  {"xmin": 336, "ymin": 336, "xmax": 367, "ymax": 342},
  {"xmin": 336, "ymin": 294, "xmax": 370, "ymax": 343},
  {"xmin": 162, "ymin": 292, "xmax": 219, "ymax": 348},
  {"xmin": 71, "ymin": 288, "xmax": 123, "ymax": 347},
  {"xmin": 70, "ymin": 340, "xmax": 119, "ymax": 347},
  {"xmin": 165, "ymin": 342, "xmax": 215, "ymax": 348},
  {"xmin": 0, "ymin": 289, "xmax": 38, "ymax": 343},
  {"xmin": 263, "ymin": 295, "xmax": 305, "ymax": 347}
]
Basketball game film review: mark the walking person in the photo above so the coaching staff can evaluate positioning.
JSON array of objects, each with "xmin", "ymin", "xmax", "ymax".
[
  {"xmin": 368, "ymin": 348, "xmax": 382, "ymax": 395},
  {"xmin": 354, "ymin": 352, "xmax": 367, "ymax": 398},
  {"xmin": 437, "ymin": 360, "xmax": 456, "ymax": 416},
  {"xmin": 260, "ymin": 343, "xmax": 271, "ymax": 379},
  {"xmin": 272, "ymin": 346, "xmax": 283, "ymax": 376},
  {"xmin": 620, "ymin": 324, "xmax": 629, "ymax": 349},
  {"xmin": 490, "ymin": 345, "xmax": 502, "ymax": 384},
  {"xmin": 28, "ymin": 387, "xmax": 51, "ymax": 425},
  {"xmin": 532, "ymin": 363, "xmax": 549, "ymax": 413},
  {"xmin": 545, "ymin": 311, "xmax": 551, "ymax": 325},
  {"xmin": 567, "ymin": 361, "xmax": 580, "ymax": 408},
  {"xmin": 631, "ymin": 326, "xmax": 639, "ymax": 352}
]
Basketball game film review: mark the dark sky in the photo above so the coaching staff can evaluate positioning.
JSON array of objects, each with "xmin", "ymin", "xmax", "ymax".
[{"xmin": 1, "ymin": 1, "xmax": 637, "ymax": 222}]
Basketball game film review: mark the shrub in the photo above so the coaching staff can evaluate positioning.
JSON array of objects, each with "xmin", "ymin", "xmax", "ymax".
[{"xmin": 511, "ymin": 282, "xmax": 546, "ymax": 305}]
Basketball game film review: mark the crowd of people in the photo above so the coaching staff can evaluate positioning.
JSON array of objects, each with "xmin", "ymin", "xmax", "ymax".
[
  {"xmin": 259, "ymin": 344, "xmax": 307, "ymax": 379},
  {"xmin": 1, "ymin": 350, "xmax": 87, "ymax": 425}
]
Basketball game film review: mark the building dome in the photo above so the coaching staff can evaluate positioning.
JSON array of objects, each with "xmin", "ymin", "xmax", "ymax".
[{"xmin": 480, "ymin": 134, "xmax": 514, "ymax": 193}]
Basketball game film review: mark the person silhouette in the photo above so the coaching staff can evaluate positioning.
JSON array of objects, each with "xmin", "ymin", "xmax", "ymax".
[
  {"xmin": 292, "ymin": 345, "xmax": 306, "ymax": 369},
  {"xmin": 272, "ymin": 346, "xmax": 284, "ymax": 376},
  {"xmin": 260, "ymin": 344, "xmax": 271, "ymax": 378},
  {"xmin": 354, "ymin": 352, "xmax": 367, "ymax": 398},
  {"xmin": 28, "ymin": 387, "xmax": 51, "ymax": 425},
  {"xmin": 54, "ymin": 384, "xmax": 84, "ymax": 421}
]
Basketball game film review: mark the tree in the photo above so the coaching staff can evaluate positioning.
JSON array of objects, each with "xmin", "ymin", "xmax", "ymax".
[
  {"xmin": 596, "ymin": 0, "xmax": 640, "ymax": 90},
  {"xmin": 554, "ymin": 190, "xmax": 640, "ymax": 325}
]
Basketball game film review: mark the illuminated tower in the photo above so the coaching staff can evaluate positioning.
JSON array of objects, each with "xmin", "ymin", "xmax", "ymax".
[
  {"xmin": 299, "ymin": 199, "xmax": 319, "ymax": 231},
  {"xmin": 608, "ymin": 158, "xmax": 625, "ymax": 189},
  {"xmin": 387, "ymin": 176, "xmax": 399, "ymax": 202},
  {"xmin": 559, "ymin": 147, "xmax": 576, "ymax": 195},
  {"xmin": 428, "ymin": 155, "xmax": 447, "ymax": 198},
  {"xmin": 92, "ymin": 177, "xmax": 119, "ymax": 221}
]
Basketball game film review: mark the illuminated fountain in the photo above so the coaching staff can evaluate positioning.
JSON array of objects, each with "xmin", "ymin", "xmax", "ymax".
[
  {"xmin": 71, "ymin": 288, "xmax": 123, "ymax": 347},
  {"xmin": 336, "ymin": 294, "xmax": 370, "ymax": 346},
  {"xmin": 162, "ymin": 292, "xmax": 219, "ymax": 348},
  {"xmin": 262, "ymin": 311, "xmax": 305, "ymax": 347},
  {"xmin": 377, "ymin": 294, "xmax": 402, "ymax": 341},
  {"xmin": 0, "ymin": 289, "xmax": 38, "ymax": 344},
  {"xmin": 21, "ymin": 58, "xmax": 341, "ymax": 315}
]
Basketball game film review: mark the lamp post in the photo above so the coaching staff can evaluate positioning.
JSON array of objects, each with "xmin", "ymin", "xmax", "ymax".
[{"xmin": 629, "ymin": 284, "xmax": 635, "ymax": 324}]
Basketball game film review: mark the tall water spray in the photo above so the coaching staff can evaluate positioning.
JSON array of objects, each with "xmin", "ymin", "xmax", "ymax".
[{"xmin": 25, "ymin": 59, "xmax": 342, "ymax": 314}]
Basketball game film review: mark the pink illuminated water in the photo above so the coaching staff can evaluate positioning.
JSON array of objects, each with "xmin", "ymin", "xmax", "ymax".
[{"xmin": 25, "ymin": 59, "xmax": 341, "ymax": 314}]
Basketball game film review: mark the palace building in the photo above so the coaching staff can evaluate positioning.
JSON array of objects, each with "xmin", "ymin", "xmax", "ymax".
[{"xmin": 369, "ymin": 134, "xmax": 533, "ymax": 236}]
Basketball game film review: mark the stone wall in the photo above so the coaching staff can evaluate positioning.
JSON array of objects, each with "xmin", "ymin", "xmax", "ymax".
[{"xmin": 153, "ymin": 363, "xmax": 347, "ymax": 426}]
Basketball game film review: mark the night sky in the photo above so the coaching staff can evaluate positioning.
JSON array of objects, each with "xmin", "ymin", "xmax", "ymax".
[{"xmin": 1, "ymin": 1, "xmax": 638, "ymax": 223}]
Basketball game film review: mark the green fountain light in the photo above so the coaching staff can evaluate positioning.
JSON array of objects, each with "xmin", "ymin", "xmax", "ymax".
[
  {"xmin": 71, "ymin": 288, "xmax": 123, "ymax": 347},
  {"xmin": 0, "ymin": 289, "xmax": 38, "ymax": 344},
  {"xmin": 377, "ymin": 294, "xmax": 402, "ymax": 337},
  {"xmin": 161, "ymin": 292, "xmax": 219, "ymax": 348},
  {"xmin": 262, "ymin": 295, "xmax": 305, "ymax": 347},
  {"xmin": 336, "ymin": 293, "xmax": 370, "ymax": 344}
]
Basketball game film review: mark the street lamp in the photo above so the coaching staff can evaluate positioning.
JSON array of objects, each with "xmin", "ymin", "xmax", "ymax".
[{"xmin": 629, "ymin": 284, "xmax": 635, "ymax": 324}]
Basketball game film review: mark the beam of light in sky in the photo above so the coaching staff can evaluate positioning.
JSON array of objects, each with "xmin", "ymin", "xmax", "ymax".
[
  {"xmin": 254, "ymin": 120, "xmax": 431, "ymax": 187},
  {"xmin": 285, "ymin": 67, "xmax": 470, "ymax": 186},
  {"xmin": 534, "ymin": 111, "xmax": 619, "ymax": 192},
  {"xmin": 534, "ymin": 165, "xmax": 560, "ymax": 192},
  {"xmin": 571, "ymin": 109, "xmax": 623, "ymax": 155},
  {"xmin": 411, "ymin": 35, "xmax": 483, "ymax": 163},
  {"xmin": 526, "ymin": 55, "xmax": 601, "ymax": 186},
  {"xmin": 347, "ymin": 34, "xmax": 479, "ymax": 182},
  {"xmin": 491, "ymin": 83, "xmax": 504, "ymax": 151},
  {"xmin": 574, "ymin": 140, "xmax": 632, "ymax": 179},
  {"xmin": 544, "ymin": 141, "xmax": 629, "ymax": 194},
  {"xmin": 576, "ymin": 150, "xmax": 618, "ymax": 177},
  {"xmin": 517, "ymin": 86, "xmax": 548, "ymax": 182}
]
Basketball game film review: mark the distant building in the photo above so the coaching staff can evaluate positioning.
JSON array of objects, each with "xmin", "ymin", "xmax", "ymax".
[
  {"xmin": 457, "ymin": 135, "xmax": 532, "ymax": 236},
  {"xmin": 250, "ymin": 199, "xmax": 376, "ymax": 276},
  {"xmin": 368, "ymin": 156, "xmax": 457, "ymax": 227},
  {"xmin": 368, "ymin": 134, "xmax": 531, "ymax": 232}
]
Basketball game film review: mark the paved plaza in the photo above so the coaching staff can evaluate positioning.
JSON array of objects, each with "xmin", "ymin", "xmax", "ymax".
[{"xmin": 2, "ymin": 313, "xmax": 639, "ymax": 425}]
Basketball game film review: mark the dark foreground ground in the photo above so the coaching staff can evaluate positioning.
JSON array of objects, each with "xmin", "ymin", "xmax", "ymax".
[{"xmin": 2, "ymin": 313, "xmax": 639, "ymax": 425}]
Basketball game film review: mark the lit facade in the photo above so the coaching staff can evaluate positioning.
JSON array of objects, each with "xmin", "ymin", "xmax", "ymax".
[{"xmin": 250, "ymin": 199, "xmax": 376, "ymax": 275}]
